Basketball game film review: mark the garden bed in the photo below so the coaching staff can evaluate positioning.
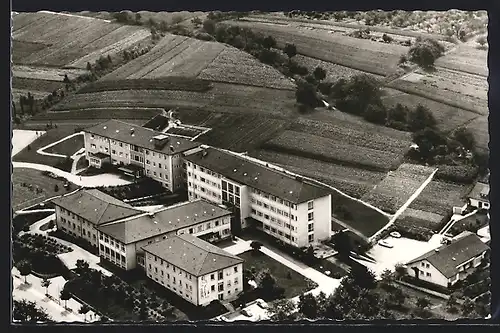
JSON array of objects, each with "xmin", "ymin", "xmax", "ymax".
[
  {"xmin": 12, "ymin": 211, "xmax": 53, "ymax": 234},
  {"xmin": 48, "ymin": 229, "xmax": 99, "ymax": 255}
]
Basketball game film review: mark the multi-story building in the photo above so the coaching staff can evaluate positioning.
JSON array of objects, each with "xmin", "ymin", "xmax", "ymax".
[
  {"xmin": 51, "ymin": 189, "xmax": 143, "ymax": 248},
  {"xmin": 83, "ymin": 119, "xmax": 200, "ymax": 191},
  {"xmin": 184, "ymin": 147, "xmax": 333, "ymax": 248},
  {"xmin": 142, "ymin": 233, "xmax": 243, "ymax": 306},
  {"xmin": 97, "ymin": 199, "xmax": 233, "ymax": 270}
]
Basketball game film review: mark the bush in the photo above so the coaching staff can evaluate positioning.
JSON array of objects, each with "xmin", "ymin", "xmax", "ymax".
[
  {"xmin": 435, "ymin": 165, "xmax": 479, "ymax": 183},
  {"xmin": 407, "ymin": 38, "xmax": 445, "ymax": 69}
]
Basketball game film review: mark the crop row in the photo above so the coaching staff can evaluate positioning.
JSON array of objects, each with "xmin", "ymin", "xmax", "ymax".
[
  {"xmin": 252, "ymin": 149, "xmax": 385, "ymax": 198},
  {"xmin": 290, "ymin": 117, "xmax": 412, "ymax": 155},
  {"xmin": 361, "ymin": 163, "xmax": 435, "ymax": 213},
  {"xmin": 197, "ymin": 47, "xmax": 295, "ymax": 90},
  {"xmin": 436, "ymin": 44, "xmax": 488, "ymax": 77},
  {"xmin": 12, "ymin": 65, "xmax": 88, "ymax": 82},
  {"xmin": 408, "ymin": 180, "xmax": 470, "ymax": 216},
  {"xmin": 263, "ymin": 130, "xmax": 403, "ymax": 172},
  {"xmin": 77, "ymin": 77, "xmax": 213, "ymax": 94}
]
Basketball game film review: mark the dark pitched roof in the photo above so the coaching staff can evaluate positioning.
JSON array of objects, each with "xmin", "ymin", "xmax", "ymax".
[
  {"xmin": 141, "ymin": 233, "xmax": 243, "ymax": 276},
  {"xmin": 468, "ymin": 181, "xmax": 489, "ymax": 202},
  {"xmin": 406, "ymin": 233, "xmax": 489, "ymax": 278},
  {"xmin": 184, "ymin": 147, "xmax": 331, "ymax": 204},
  {"xmin": 51, "ymin": 189, "xmax": 142, "ymax": 226},
  {"xmin": 84, "ymin": 119, "xmax": 200, "ymax": 155},
  {"xmin": 98, "ymin": 199, "xmax": 232, "ymax": 244}
]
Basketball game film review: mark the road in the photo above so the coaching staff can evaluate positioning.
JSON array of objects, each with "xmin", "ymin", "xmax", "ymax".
[{"xmin": 13, "ymin": 161, "xmax": 131, "ymax": 188}]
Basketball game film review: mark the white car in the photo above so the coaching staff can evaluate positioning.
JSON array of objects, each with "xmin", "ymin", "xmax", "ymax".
[
  {"xmin": 378, "ymin": 240, "xmax": 394, "ymax": 248},
  {"xmin": 256, "ymin": 299, "xmax": 268, "ymax": 309},
  {"xmin": 241, "ymin": 309, "xmax": 253, "ymax": 317},
  {"xmin": 390, "ymin": 231, "xmax": 402, "ymax": 238}
]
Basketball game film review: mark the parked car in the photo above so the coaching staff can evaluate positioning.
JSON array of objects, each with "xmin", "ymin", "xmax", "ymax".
[
  {"xmin": 378, "ymin": 239, "xmax": 394, "ymax": 248},
  {"xmin": 241, "ymin": 309, "xmax": 253, "ymax": 317},
  {"xmin": 256, "ymin": 299, "xmax": 268, "ymax": 309},
  {"xmin": 390, "ymin": 231, "xmax": 401, "ymax": 238}
]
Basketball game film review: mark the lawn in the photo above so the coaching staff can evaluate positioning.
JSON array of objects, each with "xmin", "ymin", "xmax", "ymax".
[
  {"xmin": 449, "ymin": 211, "xmax": 490, "ymax": 236},
  {"xmin": 13, "ymin": 125, "xmax": 84, "ymax": 170},
  {"xmin": 12, "ymin": 168, "xmax": 77, "ymax": 211},
  {"xmin": 394, "ymin": 208, "xmax": 447, "ymax": 241},
  {"xmin": 239, "ymin": 250, "xmax": 314, "ymax": 299},
  {"xmin": 12, "ymin": 211, "xmax": 54, "ymax": 234},
  {"xmin": 45, "ymin": 133, "xmax": 84, "ymax": 157}
]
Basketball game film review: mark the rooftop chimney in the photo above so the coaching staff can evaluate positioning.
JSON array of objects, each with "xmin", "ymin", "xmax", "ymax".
[
  {"xmin": 202, "ymin": 150, "xmax": 208, "ymax": 158},
  {"xmin": 170, "ymin": 145, "xmax": 175, "ymax": 152},
  {"xmin": 153, "ymin": 134, "xmax": 169, "ymax": 149}
]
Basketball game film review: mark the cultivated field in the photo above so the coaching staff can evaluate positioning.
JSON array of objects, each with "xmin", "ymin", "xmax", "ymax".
[
  {"xmin": 13, "ymin": 11, "xmax": 151, "ymax": 68},
  {"xmin": 12, "ymin": 65, "xmax": 89, "ymax": 82},
  {"xmin": 264, "ymin": 130, "xmax": 403, "ymax": 172},
  {"xmin": 387, "ymin": 67, "xmax": 488, "ymax": 115},
  {"xmin": 361, "ymin": 164, "xmax": 435, "ymax": 214},
  {"xmin": 30, "ymin": 108, "xmax": 163, "ymax": 123},
  {"xmin": 224, "ymin": 19, "xmax": 409, "ymax": 76},
  {"xmin": 251, "ymin": 150, "xmax": 385, "ymax": 198},
  {"xmin": 394, "ymin": 208, "xmax": 446, "ymax": 240},
  {"xmin": 408, "ymin": 180, "xmax": 471, "ymax": 216},
  {"xmin": 53, "ymin": 82, "xmax": 297, "ymax": 117},
  {"xmin": 102, "ymin": 33, "xmax": 294, "ymax": 90}
]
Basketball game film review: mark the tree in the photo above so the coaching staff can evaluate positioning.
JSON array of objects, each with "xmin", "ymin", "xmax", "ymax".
[
  {"xmin": 412, "ymin": 127, "xmax": 447, "ymax": 161},
  {"xmin": 202, "ymin": 19, "xmax": 216, "ymax": 35},
  {"xmin": 453, "ymin": 127, "xmax": 476, "ymax": 151},
  {"xmin": 191, "ymin": 17, "xmax": 202, "ymax": 27},
  {"xmin": 461, "ymin": 297, "xmax": 475, "ymax": 316},
  {"xmin": 387, "ymin": 287, "xmax": 406, "ymax": 309},
  {"xmin": 13, "ymin": 299, "xmax": 51, "ymax": 322},
  {"xmin": 446, "ymin": 294, "xmax": 459, "ymax": 313},
  {"xmin": 135, "ymin": 13, "xmax": 142, "ymax": 24},
  {"xmin": 331, "ymin": 231, "xmax": 352, "ymax": 257},
  {"xmin": 41, "ymin": 278, "xmax": 51, "ymax": 296},
  {"xmin": 416, "ymin": 297, "xmax": 431, "ymax": 311},
  {"xmin": 363, "ymin": 103, "xmax": 387, "ymax": 125},
  {"xmin": 380, "ymin": 269, "xmax": 395, "ymax": 288},
  {"xmin": 296, "ymin": 81, "xmax": 320, "ymax": 109},
  {"xmin": 60, "ymin": 289, "xmax": 71, "ymax": 309},
  {"xmin": 284, "ymin": 43, "xmax": 297, "ymax": 59},
  {"xmin": 267, "ymin": 298, "xmax": 296, "ymax": 321},
  {"xmin": 394, "ymin": 263, "xmax": 407, "ymax": 280},
  {"xmin": 79, "ymin": 304, "xmax": 91, "ymax": 322},
  {"xmin": 298, "ymin": 293, "xmax": 319, "ymax": 319},
  {"xmin": 476, "ymin": 36, "xmax": 487, "ymax": 47},
  {"xmin": 408, "ymin": 104, "xmax": 436, "ymax": 131},
  {"xmin": 408, "ymin": 38, "xmax": 445, "ymax": 69},
  {"xmin": 349, "ymin": 264, "xmax": 377, "ymax": 290},
  {"xmin": 313, "ymin": 66, "xmax": 327, "ymax": 81},
  {"xmin": 262, "ymin": 35, "xmax": 277, "ymax": 49},
  {"xmin": 17, "ymin": 260, "xmax": 32, "ymax": 284},
  {"xmin": 258, "ymin": 49, "xmax": 278, "ymax": 65},
  {"xmin": 107, "ymin": 54, "xmax": 112, "ymax": 64},
  {"xmin": 382, "ymin": 33, "xmax": 393, "ymax": 43},
  {"xmin": 86, "ymin": 62, "xmax": 92, "ymax": 71},
  {"xmin": 256, "ymin": 269, "xmax": 277, "ymax": 293},
  {"xmin": 250, "ymin": 241, "xmax": 263, "ymax": 253},
  {"xmin": 54, "ymin": 184, "xmax": 59, "ymax": 192},
  {"xmin": 75, "ymin": 259, "xmax": 91, "ymax": 277}
]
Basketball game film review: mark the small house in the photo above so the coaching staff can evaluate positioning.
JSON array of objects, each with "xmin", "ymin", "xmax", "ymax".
[{"xmin": 467, "ymin": 181, "xmax": 490, "ymax": 210}]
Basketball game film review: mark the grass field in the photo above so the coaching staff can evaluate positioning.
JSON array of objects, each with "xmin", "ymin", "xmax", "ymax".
[
  {"xmin": 30, "ymin": 108, "xmax": 164, "ymax": 122},
  {"xmin": 13, "ymin": 11, "xmax": 151, "ymax": 68},
  {"xmin": 12, "ymin": 168, "xmax": 75, "ymax": 211},
  {"xmin": 361, "ymin": 164, "xmax": 436, "ymax": 214},
  {"xmin": 382, "ymin": 90, "xmax": 483, "ymax": 143},
  {"xmin": 394, "ymin": 208, "xmax": 446, "ymax": 240},
  {"xmin": 12, "ymin": 125, "xmax": 82, "ymax": 169},
  {"xmin": 225, "ymin": 19, "xmax": 409, "ymax": 77},
  {"xmin": 465, "ymin": 115, "xmax": 489, "ymax": 151},
  {"xmin": 12, "ymin": 65, "xmax": 89, "ymax": 82},
  {"xmin": 436, "ymin": 43, "xmax": 488, "ymax": 77},
  {"xmin": 251, "ymin": 150, "xmax": 385, "ymax": 198},
  {"xmin": 387, "ymin": 68, "xmax": 488, "ymax": 115},
  {"xmin": 12, "ymin": 77, "xmax": 65, "ymax": 93},
  {"xmin": 239, "ymin": 250, "xmax": 314, "ymax": 299},
  {"xmin": 45, "ymin": 133, "xmax": 84, "ymax": 157},
  {"xmin": 408, "ymin": 180, "xmax": 471, "ymax": 216}
]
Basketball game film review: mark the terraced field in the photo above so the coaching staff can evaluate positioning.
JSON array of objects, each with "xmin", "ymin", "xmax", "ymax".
[
  {"xmin": 13, "ymin": 11, "xmax": 151, "ymax": 68},
  {"xmin": 224, "ymin": 19, "xmax": 409, "ymax": 77}
]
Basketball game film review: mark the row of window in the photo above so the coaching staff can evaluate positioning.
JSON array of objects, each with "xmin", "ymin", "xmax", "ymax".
[
  {"xmin": 186, "ymin": 220, "xmax": 228, "ymax": 234},
  {"xmin": 188, "ymin": 163, "xmax": 221, "ymax": 178},
  {"xmin": 148, "ymin": 254, "xmax": 194, "ymax": 280},
  {"xmin": 251, "ymin": 208, "xmax": 297, "ymax": 231},
  {"xmin": 200, "ymin": 177, "xmax": 220, "ymax": 189},
  {"xmin": 100, "ymin": 244, "xmax": 126, "ymax": 263},
  {"xmin": 251, "ymin": 199, "xmax": 298, "ymax": 220},
  {"xmin": 222, "ymin": 191, "xmax": 240, "ymax": 208},
  {"xmin": 146, "ymin": 169, "xmax": 169, "ymax": 181},
  {"xmin": 222, "ymin": 181, "xmax": 240, "ymax": 196},
  {"xmin": 250, "ymin": 188, "xmax": 297, "ymax": 210},
  {"xmin": 99, "ymin": 234, "xmax": 126, "ymax": 252},
  {"xmin": 262, "ymin": 224, "xmax": 297, "ymax": 242}
]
